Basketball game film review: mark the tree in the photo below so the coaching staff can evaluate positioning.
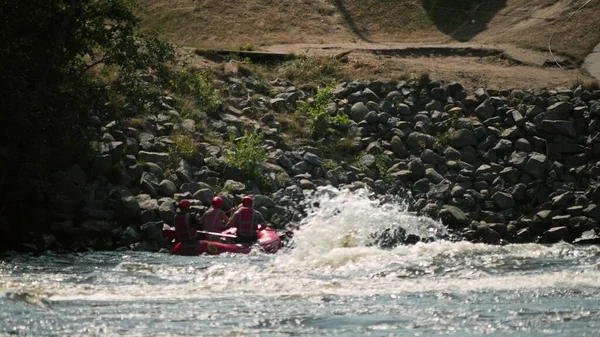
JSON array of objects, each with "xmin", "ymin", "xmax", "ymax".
[{"xmin": 0, "ymin": 0, "xmax": 176, "ymax": 245}]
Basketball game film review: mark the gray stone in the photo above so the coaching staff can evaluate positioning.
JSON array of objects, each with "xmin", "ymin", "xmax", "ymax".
[
  {"xmin": 116, "ymin": 196, "xmax": 140, "ymax": 221},
  {"xmin": 547, "ymin": 101, "xmax": 573, "ymax": 118},
  {"xmin": 439, "ymin": 205, "xmax": 468, "ymax": 229},
  {"xmin": 49, "ymin": 178, "xmax": 84, "ymax": 214},
  {"xmin": 193, "ymin": 188, "xmax": 214, "ymax": 205},
  {"xmin": 303, "ymin": 152, "xmax": 323, "ymax": 166},
  {"xmin": 542, "ymin": 226, "xmax": 571, "ymax": 243},
  {"xmin": 223, "ymin": 180, "xmax": 246, "ymax": 193},
  {"xmin": 492, "ymin": 192, "xmax": 515, "ymax": 210},
  {"xmin": 425, "ymin": 168, "xmax": 444, "ymax": 184},
  {"xmin": 179, "ymin": 182, "xmax": 211, "ymax": 195},
  {"xmin": 159, "ymin": 180, "xmax": 177, "ymax": 197},
  {"xmin": 448, "ymin": 129, "xmax": 477, "ymax": 148},
  {"xmin": 541, "ymin": 120, "xmax": 576, "ymax": 137},
  {"xmin": 140, "ymin": 172, "xmax": 160, "ymax": 197},
  {"xmin": 514, "ymin": 138, "xmax": 532, "ymax": 151},
  {"xmin": 390, "ymin": 136, "xmax": 409, "ymax": 158},
  {"xmin": 119, "ymin": 226, "xmax": 141, "ymax": 246},
  {"xmin": 524, "ymin": 153, "xmax": 548, "ymax": 179},
  {"xmin": 299, "ymin": 179, "xmax": 316, "ymax": 190},
  {"xmin": 409, "ymin": 159, "xmax": 425, "ymax": 181},
  {"xmin": 412, "ymin": 178, "xmax": 431, "ymax": 194},
  {"xmin": 421, "ymin": 149, "xmax": 443, "ymax": 165},
  {"xmin": 158, "ymin": 199, "xmax": 176, "ymax": 223},
  {"xmin": 351, "ymin": 102, "xmax": 369, "ymax": 122},
  {"xmin": 292, "ymin": 161, "xmax": 309, "ymax": 175},
  {"xmin": 475, "ymin": 99, "xmax": 495, "ymax": 120},
  {"xmin": 407, "ymin": 132, "xmax": 435, "ymax": 152},
  {"xmin": 551, "ymin": 191, "xmax": 574, "ymax": 208},
  {"xmin": 427, "ymin": 179, "xmax": 452, "ymax": 200},
  {"xmin": 396, "ymin": 103, "xmax": 412, "ymax": 115},
  {"xmin": 138, "ymin": 151, "xmax": 170, "ymax": 164}
]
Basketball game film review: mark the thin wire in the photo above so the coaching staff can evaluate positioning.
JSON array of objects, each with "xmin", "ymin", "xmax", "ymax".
[{"xmin": 548, "ymin": 0, "xmax": 593, "ymax": 73}]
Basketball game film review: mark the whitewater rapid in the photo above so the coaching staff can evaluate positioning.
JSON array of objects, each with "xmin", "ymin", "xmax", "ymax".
[{"xmin": 2, "ymin": 187, "xmax": 600, "ymax": 336}]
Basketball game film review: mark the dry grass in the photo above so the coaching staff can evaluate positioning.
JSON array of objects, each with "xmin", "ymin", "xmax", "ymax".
[
  {"xmin": 125, "ymin": 117, "xmax": 151, "ymax": 131},
  {"xmin": 571, "ymin": 77, "xmax": 600, "ymax": 91},
  {"xmin": 138, "ymin": 0, "xmax": 600, "ymax": 62},
  {"xmin": 276, "ymin": 113, "xmax": 309, "ymax": 145}
]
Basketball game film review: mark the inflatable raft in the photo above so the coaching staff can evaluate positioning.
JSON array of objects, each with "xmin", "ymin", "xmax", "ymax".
[{"xmin": 163, "ymin": 225, "xmax": 282, "ymax": 256}]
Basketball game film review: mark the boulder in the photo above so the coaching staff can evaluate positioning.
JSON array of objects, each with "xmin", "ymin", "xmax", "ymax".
[
  {"xmin": 406, "ymin": 132, "xmax": 435, "ymax": 152},
  {"xmin": 541, "ymin": 120, "xmax": 576, "ymax": 138},
  {"xmin": 159, "ymin": 179, "xmax": 177, "ymax": 197},
  {"xmin": 439, "ymin": 205, "xmax": 468, "ymax": 229},
  {"xmin": 140, "ymin": 172, "xmax": 160, "ymax": 197},
  {"xmin": 223, "ymin": 180, "xmax": 246, "ymax": 193},
  {"xmin": 193, "ymin": 188, "xmax": 214, "ymax": 205},
  {"xmin": 448, "ymin": 129, "xmax": 478, "ymax": 148},
  {"xmin": 390, "ymin": 136, "xmax": 409, "ymax": 158},
  {"xmin": 492, "ymin": 192, "xmax": 515, "ymax": 210},
  {"xmin": 524, "ymin": 153, "xmax": 547, "ymax": 179},
  {"xmin": 350, "ymin": 102, "xmax": 369, "ymax": 122},
  {"xmin": 138, "ymin": 151, "xmax": 170, "ymax": 164}
]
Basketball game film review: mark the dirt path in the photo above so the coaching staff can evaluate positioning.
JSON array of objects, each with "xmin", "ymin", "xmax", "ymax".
[{"xmin": 260, "ymin": 42, "xmax": 592, "ymax": 90}]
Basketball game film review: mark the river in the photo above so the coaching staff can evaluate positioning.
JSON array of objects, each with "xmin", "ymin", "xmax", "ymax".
[{"xmin": 2, "ymin": 188, "xmax": 600, "ymax": 336}]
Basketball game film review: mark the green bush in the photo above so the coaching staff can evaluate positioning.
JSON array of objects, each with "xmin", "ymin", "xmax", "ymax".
[
  {"xmin": 237, "ymin": 43, "xmax": 256, "ymax": 51},
  {"xmin": 169, "ymin": 69, "xmax": 222, "ymax": 118},
  {"xmin": 225, "ymin": 130, "xmax": 268, "ymax": 182},
  {"xmin": 169, "ymin": 134, "xmax": 197, "ymax": 162},
  {"xmin": 0, "ymin": 0, "xmax": 177, "ymax": 243},
  {"xmin": 297, "ymin": 84, "xmax": 350, "ymax": 139},
  {"xmin": 277, "ymin": 55, "xmax": 343, "ymax": 85}
]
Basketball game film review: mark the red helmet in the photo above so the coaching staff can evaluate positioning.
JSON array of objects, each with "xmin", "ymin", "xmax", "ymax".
[
  {"xmin": 211, "ymin": 196, "xmax": 223, "ymax": 208},
  {"xmin": 241, "ymin": 195, "xmax": 254, "ymax": 207},
  {"xmin": 178, "ymin": 199, "xmax": 191, "ymax": 210}
]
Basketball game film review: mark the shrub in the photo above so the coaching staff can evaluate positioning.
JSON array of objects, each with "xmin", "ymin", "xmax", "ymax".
[
  {"xmin": 296, "ymin": 84, "xmax": 350, "ymax": 139},
  {"xmin": 169, "ymin": 134, "xmax": 197, "ymax": 162},
  {"xmin": 225, "ymin": 130, "xmax": 268, "ymax": 182},
  {"xmin": 277, "ymin": 55, "xmax": 343, "ymax": 85},
  {"xmin": 169, "ymin": 69, "xmax": 222, "ymax": 118},
  {"xmin": 237, "ymin": 43, "xmax": 256, "ymax": 51}
]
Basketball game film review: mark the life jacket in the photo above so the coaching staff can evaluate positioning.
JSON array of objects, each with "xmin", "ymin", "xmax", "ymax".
[
  {"xmin": 203, "ymin": 208, "xmax": 225, "ymax": 233},
  {"xmin": 174, "ymin": 213, "xmax": 194, "ymax": 242},
  {"xmin": 237, "ymin": 206, "xmax": 258, "ymax": 236}
]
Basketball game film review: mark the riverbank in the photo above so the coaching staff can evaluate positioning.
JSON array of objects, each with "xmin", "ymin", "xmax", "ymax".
[{"xmin": 3, "ymin": 63, "xmax": 600, "ymax": 253}]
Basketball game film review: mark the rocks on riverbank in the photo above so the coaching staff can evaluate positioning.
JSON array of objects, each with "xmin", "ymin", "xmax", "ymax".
[{"xmin": 15, "ymin": 75, "xmax": 600, "ymax": 252}]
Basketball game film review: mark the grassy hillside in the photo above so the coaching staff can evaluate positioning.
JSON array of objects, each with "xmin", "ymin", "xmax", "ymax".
[{"xmin": 138, "ymin": 0, "xmax": 600, "ymax": 61}]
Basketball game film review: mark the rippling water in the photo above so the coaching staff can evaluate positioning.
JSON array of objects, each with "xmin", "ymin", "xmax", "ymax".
[{"xmin": 2, "ymin": 188, "xmax": 600, "ymax": 336}]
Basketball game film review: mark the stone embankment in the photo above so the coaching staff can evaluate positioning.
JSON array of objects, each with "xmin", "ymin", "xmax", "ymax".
[{"xmin": 33, "ymin": 75, "xmax": 600, "ymax": 252}]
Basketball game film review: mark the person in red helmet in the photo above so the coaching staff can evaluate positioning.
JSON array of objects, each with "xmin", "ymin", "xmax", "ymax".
[
  {"xmin": 199, "ymin": 196, "xmax": 231, "ymax": 241},
  {"xmin": 173, "ymin": 199, "xmax": 202, "ymax": 246},
  {"xmin": 226, "ymin": 195, "xmax": 266, "ymax": 245}
]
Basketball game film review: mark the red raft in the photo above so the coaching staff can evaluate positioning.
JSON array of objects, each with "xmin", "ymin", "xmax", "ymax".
[{"xmin": 163, "ymin": 225, "xmax": 282, "ymax": 256}]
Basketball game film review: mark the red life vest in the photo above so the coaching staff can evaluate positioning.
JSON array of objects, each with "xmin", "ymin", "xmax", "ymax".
[
  {"xmin": 174, "ymin": 213, "xmax": 194, "ymax": 242},
  {"xmin": 203, "ymin": 208, "xmax": 224, "ymax": 233},
  {"xmin": 237, "ymin": 207, "xmax": 257, "ymax": 236}
]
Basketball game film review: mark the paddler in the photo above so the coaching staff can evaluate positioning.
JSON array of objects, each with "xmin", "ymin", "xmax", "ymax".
[
  {"xmin": 198, "ymin": 196, "xmax": 231, "ymax": 241},
  {"xmin": 226, "ymin": 195, "xmax": 266, "ymax": 245},
  {"xmin": 173, "ymin": 199, "xmax": 203, "ymax": 245}
]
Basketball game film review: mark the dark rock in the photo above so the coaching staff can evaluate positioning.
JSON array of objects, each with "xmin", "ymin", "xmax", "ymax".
[
  {"xmin": 524, "ymin": 153, "xmax": 548, "ymax": 179},
  {"xmin": 439, "ymin": 205, "xmax": 469, "ymax": 229},
  {"xmin": 390, "ymin": 136, "xmax": 409, "ymax": 158},
  {"xmin": 541, "ymin": 120, "xmax": 577, "ymax": 138},
  {"xmin": 492, "ymin": 192, "xmax": 515, "ymax": 210},
  {"xmin": 351, "ymin": 102, "xmax": 369, "ymax": 122},
  {"xmin": 541, "ymin": 226, "xmax": 571, "ymax": 243},
  {"xmin": 448, "ymin": 129, "xmax": 478, "ymax": 148}
]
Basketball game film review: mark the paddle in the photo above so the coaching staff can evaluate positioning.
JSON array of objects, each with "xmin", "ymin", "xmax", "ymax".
[{"xmin": 196, "ymin": 230, "xmax": 237, "ymax": 239}]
